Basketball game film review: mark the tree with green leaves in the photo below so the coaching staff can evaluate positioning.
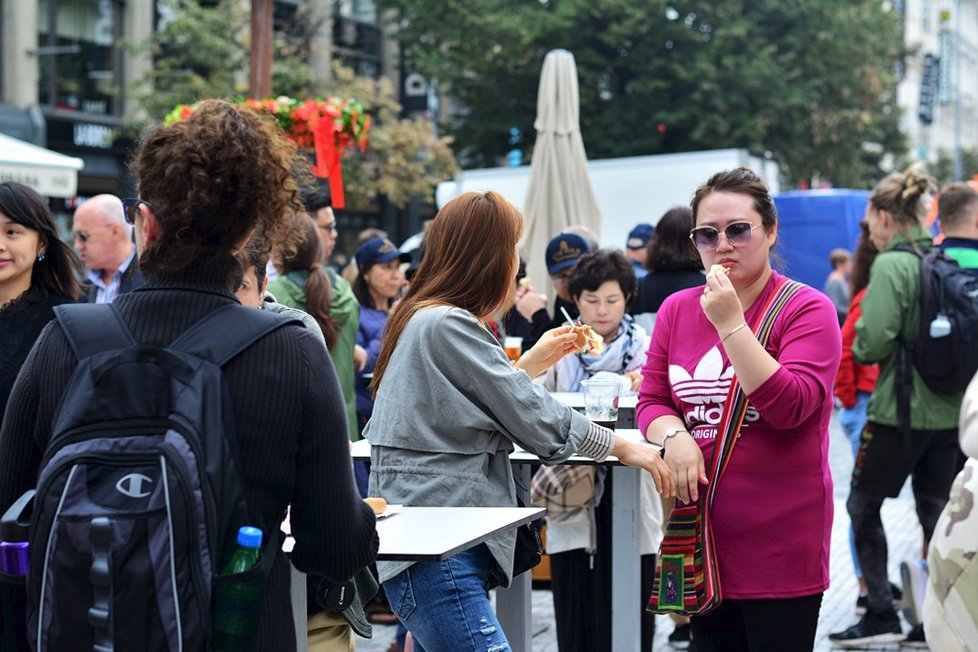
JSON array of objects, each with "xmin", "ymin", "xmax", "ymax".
[
  {"xmin": 384, "ymin": 0, "xmax": 907, "ymax": 187},
  {"xmin": 124, "ymin": 0, "xmax": 456, "ymax": 208},
  {"xmin": 932, "ymin": 149, "xmax": 978, "ymax": 186}
]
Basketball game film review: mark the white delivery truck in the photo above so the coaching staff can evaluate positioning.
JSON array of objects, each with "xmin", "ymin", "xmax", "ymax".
[{"xmin": 435, "ymin": 148, "xmax": 781, "ymax": 249}]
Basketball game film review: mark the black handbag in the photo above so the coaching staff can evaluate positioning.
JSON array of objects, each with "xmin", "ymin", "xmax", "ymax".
[{"xmin": 485, "ymin": 497, "xmax": 543, "ymax": 590}]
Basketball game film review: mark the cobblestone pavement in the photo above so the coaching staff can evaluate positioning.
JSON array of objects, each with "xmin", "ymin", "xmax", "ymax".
[{"xmin": 354, "ymin": 412, "xmax": 928, "ymax": 651}]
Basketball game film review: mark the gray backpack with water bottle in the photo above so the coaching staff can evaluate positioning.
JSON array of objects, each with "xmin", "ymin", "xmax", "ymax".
[{"xmin": 23, "ymin": 303, "xmax": 297, "ymax": 651}]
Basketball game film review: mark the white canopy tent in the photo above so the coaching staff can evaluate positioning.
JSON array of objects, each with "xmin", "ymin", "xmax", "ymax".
[{"xmin": 0, "ymin": 133, "xmax": 84, "ymax": 198}]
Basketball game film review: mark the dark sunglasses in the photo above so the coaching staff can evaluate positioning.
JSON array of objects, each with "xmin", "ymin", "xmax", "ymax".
[
  {"xmin": 121, "ymin": 198, "xmax": 165, "ymax": 225},
  {"xmin": 689, "ymin": 221, "xmax": 761, "ymax": 251}
]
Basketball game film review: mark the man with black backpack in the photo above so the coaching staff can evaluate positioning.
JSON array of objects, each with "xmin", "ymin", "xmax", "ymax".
[
  {"xmin": 0, "ymin": 101, "xmax": 378, "ymax": 651},
  {"xmin": 830, "ymin": 167, "xmax": 968, "ymax": 648}
]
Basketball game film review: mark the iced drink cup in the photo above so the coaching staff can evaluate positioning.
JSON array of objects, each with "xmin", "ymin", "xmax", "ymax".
[{"xmin": 581, "ymin": 378, "xmax": 621, "ymax": 430}]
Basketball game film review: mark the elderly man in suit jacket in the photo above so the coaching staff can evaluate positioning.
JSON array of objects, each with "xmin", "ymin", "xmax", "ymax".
[{"xmin": 72, "ymin": 194, "xmax": 142, "ymax": 303}]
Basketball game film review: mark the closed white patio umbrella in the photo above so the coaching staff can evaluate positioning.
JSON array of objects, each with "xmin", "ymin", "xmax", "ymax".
[{"xmin": 521, "ymin": 49, "xmax": 601, "ymax": 293}]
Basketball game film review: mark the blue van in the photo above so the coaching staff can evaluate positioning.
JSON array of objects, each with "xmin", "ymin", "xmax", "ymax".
[{"xmin": 773, "ymin": 189, "xmax": 870, "ymax": 289}]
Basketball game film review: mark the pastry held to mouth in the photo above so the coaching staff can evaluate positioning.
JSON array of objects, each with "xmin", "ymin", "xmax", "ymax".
[
  {"xmin": 570, "ymin": 322, "xmax": 605, "ymax": 355},
  {"xmin": 709, "ymin": 263, "xmax": 731, "ymax": 277}
]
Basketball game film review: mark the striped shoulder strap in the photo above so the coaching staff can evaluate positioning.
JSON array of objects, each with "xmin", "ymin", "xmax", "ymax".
[{"xmin": 705, "ymin": 279, "xmax": 804, "ymax": 507}]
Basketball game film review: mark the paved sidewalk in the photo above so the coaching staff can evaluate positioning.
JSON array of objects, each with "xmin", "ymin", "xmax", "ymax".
[{"xmin": 354, "ymin": 412, "xmax": 927, "ymax": 651}]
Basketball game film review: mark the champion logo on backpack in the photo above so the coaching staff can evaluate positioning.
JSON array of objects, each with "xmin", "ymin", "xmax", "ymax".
[
  {"xmin": 20, "ymin": 302, "xmax": 301, "ymax": 651},
  {"xmin": 114, "ymin": 473, "xmax": 154, "ymax": 498}
]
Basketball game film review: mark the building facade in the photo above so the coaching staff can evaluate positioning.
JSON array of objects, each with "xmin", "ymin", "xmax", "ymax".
[
  {"xmin": 1, "ymin": 0, "xmax": 153, "ymax": 200},
  {"xmin": 897, "ymin": 0, "xmax": 978, "ymax": 174},
  {"xmin": 0, "ymin": 0, "xmax": 433, "ymax": 248}
]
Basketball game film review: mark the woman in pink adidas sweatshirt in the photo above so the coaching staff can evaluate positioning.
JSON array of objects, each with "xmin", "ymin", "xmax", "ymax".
[{"xmin": 637, "ymin": 168, "xmax": 841, "ymax": 651}]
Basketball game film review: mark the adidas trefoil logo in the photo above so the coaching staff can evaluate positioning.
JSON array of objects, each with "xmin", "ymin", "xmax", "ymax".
[
  {"xmin": 669, "ymin": 347, "xmax": 733, "ymax": 405},
  {"xmin": 670, "ymin": 347, "xmax": 759, "ymax": 427}
]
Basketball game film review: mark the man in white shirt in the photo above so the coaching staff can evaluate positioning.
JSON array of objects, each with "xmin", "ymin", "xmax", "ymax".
[{"xmin": 72, "ymin": 194, "xmax": 141, "ymax": 303}]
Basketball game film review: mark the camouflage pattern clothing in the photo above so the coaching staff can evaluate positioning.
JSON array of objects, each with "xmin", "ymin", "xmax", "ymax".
[{"xmin": 925, "ymin": 375, "xmax": 978, "ymax": 649}]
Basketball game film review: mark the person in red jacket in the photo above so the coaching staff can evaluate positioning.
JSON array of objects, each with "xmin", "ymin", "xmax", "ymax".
[{"xmin": 834, "ymin": 220, "xmax": 881, "ymax": 611}]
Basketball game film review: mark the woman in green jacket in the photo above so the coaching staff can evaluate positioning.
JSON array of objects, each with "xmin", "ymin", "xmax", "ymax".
[
  {"xmin": 831, "ymin": 166, "xmax": 963, "ymax": 647},
  {"xmin": 267, "ymin": 214, "xmax": 340, "ymax": 350}
]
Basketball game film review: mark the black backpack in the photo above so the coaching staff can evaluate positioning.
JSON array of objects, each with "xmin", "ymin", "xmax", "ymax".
[
  {"xmin": 24, "ymin": 303, "xmax": 298, "ymax": 651},
  {"xmin": 896, "ymin": 245, "xmax": 978, "ymax": 394}
]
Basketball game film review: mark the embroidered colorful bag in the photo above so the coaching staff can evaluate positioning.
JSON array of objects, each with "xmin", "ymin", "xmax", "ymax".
[{"xmin": 647, "ymin": 279, "xmax": 802, "ymax": 616}]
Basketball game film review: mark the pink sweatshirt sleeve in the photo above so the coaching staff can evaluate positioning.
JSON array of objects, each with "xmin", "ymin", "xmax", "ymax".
[
  {"xmin": 747, "ymin": 289, "xmax": 841, "ymax": 429},
  {"xmin": 636, "ymin": 295, "xmax": 684, "ymax": 439}
]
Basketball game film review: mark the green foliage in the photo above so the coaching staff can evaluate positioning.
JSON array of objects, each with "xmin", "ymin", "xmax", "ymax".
[
  {"xmin": 122, "ymin": 0, "xmax": 248, "ymax": 124},
  {"xmin": 324, "ymin": 65, "xmax": 459, "ymax": 208},
  {"xmin": 123, "ymin": 1, "xmax": 457, "ymax": 209},
  {"xmin": 932, "ymin": 149, "xmax": 978, "ymax": 185},
  {"xmin": 383, "ymin": 0, "xmax": 908, "ymax": 187}
]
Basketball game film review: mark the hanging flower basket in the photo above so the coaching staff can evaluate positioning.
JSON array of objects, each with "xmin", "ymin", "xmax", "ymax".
[{"xmin": 165, "ymin": 96, "xmax": 371, "ymax": 209}]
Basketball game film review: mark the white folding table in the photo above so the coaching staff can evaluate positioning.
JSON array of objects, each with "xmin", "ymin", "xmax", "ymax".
[
  {"xmin": 289, "ymin": 505, "xmax": 544, "ymax": 652},
  {"xmin": 349, "ymin": 427, "xmax": 657, "ymax": 652}
]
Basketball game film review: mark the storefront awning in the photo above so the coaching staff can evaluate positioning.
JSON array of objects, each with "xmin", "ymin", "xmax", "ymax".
[{"xmin": 0, "ymin": 133, "xmax": 84, "ymax": 198}]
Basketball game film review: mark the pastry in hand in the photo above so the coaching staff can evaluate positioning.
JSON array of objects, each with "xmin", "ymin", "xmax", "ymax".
[
  {"xmin": 364, "ymin": 497, "xmax": 388, "ymax": 516},
  {"xmin": 709, "ymin": 263, "xmax": 730, "ymax": 277},
  {"xmin": 570, "ymin": 322, "xmax": 605, "ymax": 355}
]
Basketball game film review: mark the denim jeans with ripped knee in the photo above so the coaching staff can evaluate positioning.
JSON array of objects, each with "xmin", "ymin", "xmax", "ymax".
[{"xmin": 382, "ymin": 545, "xmax": 510, "ymax": 652}]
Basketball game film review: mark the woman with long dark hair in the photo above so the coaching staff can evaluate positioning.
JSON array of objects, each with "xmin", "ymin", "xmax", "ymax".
[
  {"xmin": 0, "ymin": 181, "xmax": 82, "ymax": 651},
  {"xmin": 631, "ymin": 206, "xmax": 705, "ymax": 318},
  {"xmin": 267, "ymin": 213, "xmax": 339, "ymax": 350},
  {"xmin": 366, "ymin": 191, "xmax": 674, "ymax": 651},
  {"xmin": 0, "ymin": 181, "xmax": 82, "ymax": 417}
]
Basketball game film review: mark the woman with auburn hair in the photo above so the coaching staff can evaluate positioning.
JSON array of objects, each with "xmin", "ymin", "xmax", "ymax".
[
  {"xmin": 267, "ymin": 213, "xmax": 340, "ymax": 350},
  {"xmin": 365, "ymin": 190, "xmax": 674, "ymax": 651},
  {"xmin": 0, "ymin": 100, "xmax": 377, "ymax": 650}
]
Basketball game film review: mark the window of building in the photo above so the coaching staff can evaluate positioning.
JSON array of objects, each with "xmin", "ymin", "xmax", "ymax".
[
  {"xmin": 333, "ymin": 1, "xmax": 381, "ymax": 79},
  {"xmin": 336, "ymin": 0, "xmax": 377, "ymax": 23},
  {"xmin": 38, "ymin": 0, "xmax": 123, "ymax": 116}
]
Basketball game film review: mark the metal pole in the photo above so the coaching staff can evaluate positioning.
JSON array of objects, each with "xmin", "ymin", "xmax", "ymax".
[{"xmin": 952, "ymin": 0, "xmax": 963, "ymax": 180}]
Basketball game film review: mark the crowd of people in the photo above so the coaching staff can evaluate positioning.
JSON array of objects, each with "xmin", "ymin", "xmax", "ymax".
[{"xmin": 1, "ymin": 98, "xmax": 977, "ymax": 652}]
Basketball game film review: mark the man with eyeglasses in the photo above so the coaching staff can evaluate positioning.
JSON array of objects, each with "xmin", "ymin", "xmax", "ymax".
[
  {"xmin": 301, "ymin": 190, "xmax": 365, "ymax": 442},
  {"xmin": 72, "ymin": 194, "xmax": 142, "ymax": 303}
]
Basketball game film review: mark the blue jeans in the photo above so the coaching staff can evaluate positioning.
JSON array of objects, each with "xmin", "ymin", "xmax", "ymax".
[
  {"xmin": 839, "ymin": 391, "xmax": 871, "ymax": 579},
  {"xmin": 839, "ymin": 391, "xmax": 870, "ymax": 457},
  {"xmin": 382, "ymin": 545, "xmax": 510, "ymax": 652}
]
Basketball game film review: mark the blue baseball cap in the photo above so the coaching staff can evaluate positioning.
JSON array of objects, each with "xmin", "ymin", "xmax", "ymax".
[
  {"xmin": 626, "ymin": 223, "xmax": 655, "ymax": 250},
  {"xmin": 355, "ymin": 237, "xmax": 412, "ymax": 267},
  {"xmin": 546, "ymin": 233, "xmax": 589, "ymax": 276}
]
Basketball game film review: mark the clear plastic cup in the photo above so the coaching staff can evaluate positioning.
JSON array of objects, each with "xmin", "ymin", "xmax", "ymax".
[{"xmin": 581, "ymin": 378, "xmax": 621, "ymax": 430}]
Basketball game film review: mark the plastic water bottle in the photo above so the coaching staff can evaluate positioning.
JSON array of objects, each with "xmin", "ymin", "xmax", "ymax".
[{"xmin": 211, "ymin": 526, "xmax": 263, "ymax": 651}]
